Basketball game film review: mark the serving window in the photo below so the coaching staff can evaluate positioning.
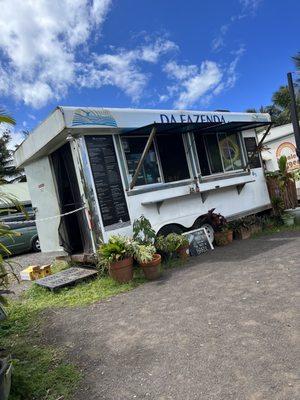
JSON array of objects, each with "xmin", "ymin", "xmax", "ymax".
[
  {"xmin": 121, "ymin": 133, "xmax": 190, "ymax": 187},
  {"xmin": 194, "ymin": 132, "xmax": 244, "ymax": 176}
]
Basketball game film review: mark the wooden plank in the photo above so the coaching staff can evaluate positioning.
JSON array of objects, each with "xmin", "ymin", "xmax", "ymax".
[
  {"xmin": 35, "ymin": 267, "xmax": 98, "ymax": 291},
  {"xmin": 130, "ymin": 126, "xmax": 156, "ymax": 190}
]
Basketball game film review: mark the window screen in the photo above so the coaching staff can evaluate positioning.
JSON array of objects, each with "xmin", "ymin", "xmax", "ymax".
[{"xmin": 156, "ymin": 134, "xmax": 190, "ymax": 183}]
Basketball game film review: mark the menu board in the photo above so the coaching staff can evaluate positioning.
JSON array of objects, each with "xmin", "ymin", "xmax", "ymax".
[
  {"xmin": 85, "ymin": 135, "xmax": 130, "ymax": 228},
  {"xmin": 244, "ymin": 137, "xmax": 261, "ymax": 168},
  {"xmin": 184, "ymin": 228, "xmax": 214, "ymax": 256}
]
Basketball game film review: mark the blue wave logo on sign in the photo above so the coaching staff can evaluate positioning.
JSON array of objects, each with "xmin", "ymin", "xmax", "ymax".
[{"xmin": 72, "ymin": 108, "xmax": 117, "ymax": 127}]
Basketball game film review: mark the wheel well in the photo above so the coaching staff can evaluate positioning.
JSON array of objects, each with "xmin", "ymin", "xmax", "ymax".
[
  {"xmin": 192, "ymin": 215, "xmax": 212, "ymax": 230},
  {"xmin": 156, "ymin": 223, "xmax": 186, "ymax": 237}
]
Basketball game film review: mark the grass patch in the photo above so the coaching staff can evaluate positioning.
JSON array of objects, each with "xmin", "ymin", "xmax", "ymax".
[{"xmin": 1, "ymin": 265, "xmax": 147, "ymax": 400}]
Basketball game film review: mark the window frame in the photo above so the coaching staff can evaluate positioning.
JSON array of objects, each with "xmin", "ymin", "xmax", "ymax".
[
  {"xmin": 193, "ymin": 131, "xmax": 246, "ymax": 178},
  {"xmin": 120, "ymin": 133, "xmax": 193, "ymax": 189}
]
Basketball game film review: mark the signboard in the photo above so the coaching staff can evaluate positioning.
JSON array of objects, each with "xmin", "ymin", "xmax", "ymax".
[
  {"xmin": 276, "ymin": 141, "xmax": 300, "ymax": 172},
  {"xmin": 184, "ymin": 227, "xmax": 214, "ymax": 256},
  {"xmin": 244, "ymin": 137, "xmax": 261, "ymax": 168},
  {"xmin": 85, "ymin": 135, "xmax": 130, "ymax": 228},
  {"xmin": 35, "ymin": 267, "xmax": 98, "ymax": 291}
]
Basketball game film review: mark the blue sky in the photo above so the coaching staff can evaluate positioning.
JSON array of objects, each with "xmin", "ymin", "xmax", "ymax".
[{"xmin": 0, "ymin": 0, "xmax": 299, "ymax": 145}]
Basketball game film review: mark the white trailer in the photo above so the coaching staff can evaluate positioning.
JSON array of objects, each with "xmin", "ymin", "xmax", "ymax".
[{"xmin": 14, "ymin": 107, "xmax": 272, "ymax": 254}]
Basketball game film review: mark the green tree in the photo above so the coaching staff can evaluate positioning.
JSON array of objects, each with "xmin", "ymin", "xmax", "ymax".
[{"xmin": 246, "ymin": 86, "xmax": 300, "ymax": 127}]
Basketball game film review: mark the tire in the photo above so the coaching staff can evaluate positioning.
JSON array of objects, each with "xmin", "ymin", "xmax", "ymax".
[
  {"xmin": 192, "ymin": 218, "xmax": 215, "ymax": 244},
  {"xmin": 157, "ymin": 224, "xmax": 184, "ymax": 237},
  {"xmin": 32, "ymin": 237, "xmax": 41, "ymax": 252}
]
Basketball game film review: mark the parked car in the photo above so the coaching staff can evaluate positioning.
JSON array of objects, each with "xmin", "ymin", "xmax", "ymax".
[{"xmin": 0, "ymin": 213, "xmax": 40, "ymax": 255}]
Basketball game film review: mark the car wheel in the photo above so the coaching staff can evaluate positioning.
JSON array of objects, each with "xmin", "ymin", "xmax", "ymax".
[
  {"xmin": 192, "ymin": 218, "xmax": 215, "ymax": 244},
  {"xmin": 32, "ymin": 237, "xmax": 41, "ymax": 252}
]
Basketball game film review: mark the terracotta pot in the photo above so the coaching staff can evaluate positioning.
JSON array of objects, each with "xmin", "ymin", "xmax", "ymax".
[
  {"xmin": 214, "ymin": 231, "xmax": 232, "ymax": 246},
  {"xmin": 234, "ymin": 227, "xmax": 251, "ymax": 240},
  {"xmin": 250, "ymin": 224, "xmax": 262, "ymax": 235},
  {"xmin": 109, "ymin": 257, "xmax": 133, "ymax": 283},
  {"xmin": 227, "ymin": 230, "xmax": 233, "ymax": 243},
  {"xmin": 140, "ymin": 253, "xmax": 161, "ymax": 280},
  {"xmin": 176, "ymin": 245, "xmax": 190, "ymax": 259}
]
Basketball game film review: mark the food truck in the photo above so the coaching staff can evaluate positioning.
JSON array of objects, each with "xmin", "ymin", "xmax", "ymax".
[{"xmin": 14, "ymin": 107, "xmax": 272, "ymax": 254}]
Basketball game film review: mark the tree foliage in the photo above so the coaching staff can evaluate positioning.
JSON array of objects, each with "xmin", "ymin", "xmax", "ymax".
[{"xmin": 247, "ymin": 86, "xmax": 300, "ymax": 127}]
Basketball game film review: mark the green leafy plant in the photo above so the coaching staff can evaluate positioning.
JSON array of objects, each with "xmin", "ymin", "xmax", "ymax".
[
  {"xmin": 133, "ymin": 215, "xmax": 156, "ymax": 245},
  {"xmin": 271, "ymin": 196, "xmax": 285, "ymax": 219},
  {"xmin": 155, "ymin": 233, "xmax": 188, "ymax": 254},
  {"xmin": 133, "ymin": 243, "xmax": 156, "ymax": 264},
  {"xmin": 97, "ymin": 235, "xmax": 134, "ymax": 271}
]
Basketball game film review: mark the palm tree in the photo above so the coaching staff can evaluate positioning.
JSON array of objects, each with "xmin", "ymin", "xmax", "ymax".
[
  {"xmin": 0, "ymin": 110, "xmax": 15, "ymax": 126},
  {"xmin": 293, "ymin": 53, "xmax": 300, "ymax": 71}
]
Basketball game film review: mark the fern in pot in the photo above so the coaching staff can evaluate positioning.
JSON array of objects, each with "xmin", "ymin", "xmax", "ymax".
[{"xmin": 97, "ymin": 235, "xmax": 134, "ymax": 283}]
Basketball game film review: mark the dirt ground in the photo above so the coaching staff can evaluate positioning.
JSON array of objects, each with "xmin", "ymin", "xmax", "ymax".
[{"xmin": 41, "ymin": 231, "xmax": 299, "ymax": 399}]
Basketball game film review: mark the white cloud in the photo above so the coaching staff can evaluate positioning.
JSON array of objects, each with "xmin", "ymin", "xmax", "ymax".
[
  {"xmin": 0, "ymin": 0, "xmax": 112, "ymax": 108},
  {"xmin": 164, "ymin": 46, "xmax": 245, "ymax": 109},
  {"xmin": 78, "ymin": 39, "xmax": 177, "ymax": 102},
  {"xmin": 211, "ymin": 0, "xmax": 262, "ymax": 51},
  {"xmin": 165, "ymin": 61, "xmax": 223, "ymax": 109}
]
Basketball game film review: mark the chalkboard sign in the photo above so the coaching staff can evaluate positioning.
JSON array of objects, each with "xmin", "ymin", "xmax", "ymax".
[
  {"xmin": 244, "ymin": 137, "xmax": 261, "ymax": 168},
  {"xmin": 85, "ymin": 135, "xmax": 130, "ymax": 228},
  {"xmin": 184, "ymin": 227, "xmax": 214, "ymax": 256}
]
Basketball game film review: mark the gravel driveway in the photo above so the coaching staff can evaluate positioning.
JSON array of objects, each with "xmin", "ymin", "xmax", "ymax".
[{"xmin": 43, "ymin": 230, "xmax": 299, "ymax": 400}]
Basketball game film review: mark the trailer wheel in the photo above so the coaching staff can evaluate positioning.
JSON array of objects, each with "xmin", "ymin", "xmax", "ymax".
[
  {"xmin": 157, "ymin": 224, "xmax": 184, "ymax": 237},
  {"xmin": 192, "ymin": 218, "xmax": 214, "ymax": 244}
]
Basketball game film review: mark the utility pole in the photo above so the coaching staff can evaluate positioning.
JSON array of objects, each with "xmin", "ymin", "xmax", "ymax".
[{"xmin": 287, "ymin": 72, "xmax": 300, "ymax": 159}]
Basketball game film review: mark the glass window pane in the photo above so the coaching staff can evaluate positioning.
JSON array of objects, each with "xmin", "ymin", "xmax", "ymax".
[
  {"xmin": 122, "ymin": 137, "xmax": 161, "ymax": 186},
  {"xmin": 205, "ymin": 134, "xmax": 223, "ymax": 173},
  {"xmin": 194, "ymin": 134, "xmax": 210, "ymax": 176},
  {"xmin": 156, "ymin": 134, "xmax": 190, "ymax": 182},
  {"xmin": 219, "ymin": 133, "xmax": 243, "ymax": 171}
]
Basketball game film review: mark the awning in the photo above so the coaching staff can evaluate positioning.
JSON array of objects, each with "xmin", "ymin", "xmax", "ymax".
[{"xmin": 121, "ymin": 120, "xmax": 272, "ymax": 136}]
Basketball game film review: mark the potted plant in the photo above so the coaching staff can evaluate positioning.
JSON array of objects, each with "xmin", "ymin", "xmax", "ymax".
[
  {"xmin": 206, "ymin": 209, "xmax": 233, "ymax": 246},
  {"xmin": 282, "ymin": 212, "xmax": 295, "ymax": 226},
  {"xmin": 229, "ymin": 219, "xmax": 251, "ymax": 240},
  {"xmin": 97, "ymin": 235, "xmax": 134, "ymax": 283},
  {"xmin": 175, "ymin": 234, "xmax": 190, "ymax": 259},
  {"xmin": 133, "ymin": 244, "xmax": 161, "ymax": 280},
  {"xmin": 155, "ymin": 233, "xmax": 190, "ymax": 259}
]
